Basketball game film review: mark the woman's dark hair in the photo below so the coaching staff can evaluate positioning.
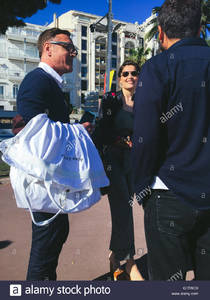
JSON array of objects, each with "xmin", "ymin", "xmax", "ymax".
[
  {"xmin": 157, "ymin": 0, "xmax": 201, "ymax": 39},
  {"xmin": 37, "ymin": 27, "xmax": 71, "ymax": 58},
  {"xmin": 118, "ymin": 60, "xmax": 141, "ymax": 78}
]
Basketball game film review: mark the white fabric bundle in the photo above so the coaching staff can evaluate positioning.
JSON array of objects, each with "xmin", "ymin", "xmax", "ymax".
[{"xmin": 0, "ymin": 114, "xmax": 109, "ymax": 226}]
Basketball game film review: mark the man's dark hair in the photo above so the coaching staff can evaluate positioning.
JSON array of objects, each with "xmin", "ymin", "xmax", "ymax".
[
  {"xmin": 37, "ymin": 28, "xmax": 71, "ymax": 58},
  {"xmin": 157, "ymin": 0, "xmax": 201, "ymax": 39},
  {"xmin": 118, "ymin": 60, "xmax": 141, "ymax": 77}
]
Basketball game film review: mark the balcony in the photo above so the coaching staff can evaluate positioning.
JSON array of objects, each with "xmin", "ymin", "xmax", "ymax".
[
  {"xmin": 8, "ymin": 48, "xmax": 40, "ymax": 62},
  {"xmin": 0, "ymin": 93, "xmax": 16, "ymax": 101},
  {"xmin": 8, "ymin": 48, "xmax": 24, "ymax": 61},
  {"xmin": 95, "ymin": 49, "xmax": 106, "ymax": 58},
  {"xmin": 8, "ymin": 100, "xmax": 16, "ymax": 106},
  {"xmin": 8, "ymin": 70, "xmax": 25, "ymax": 82},
  {"xmin": 95, "ymin": 74, "xmax": 105, "ymax": 83},
  {"xmin": 95, "ymin": 63, "xmax": 106, "ymax": 71},
  {"xmin": 0, "ymin": 94, "xmax": 17, "ymax": 110},
  {"xmin": 0, "ymin": 52, "xmax": 7, "ymax": 58},
  {"xmin": 0, "ymin": 71, "xmax": 7, "ymax": 79},
  {"xmin": 7, "ymin": 27, "xmax": 41, "ymax": 44}
]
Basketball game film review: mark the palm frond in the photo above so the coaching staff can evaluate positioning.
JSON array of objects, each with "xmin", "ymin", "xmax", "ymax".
[{"xmin": 145, "ymin": 25, "xmax": 158, "ymax": 42}]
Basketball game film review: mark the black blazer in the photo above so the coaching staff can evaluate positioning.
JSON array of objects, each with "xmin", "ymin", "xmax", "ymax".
[{"xmin": 92, "ymin": 90, "xmax": 123, "ymax": 151}]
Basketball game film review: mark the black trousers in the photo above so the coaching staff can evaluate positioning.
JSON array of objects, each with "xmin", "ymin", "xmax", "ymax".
[
  {"xmin": 107, "ymin": 148, "xmax": 135, "ymax": 261},
  {"xmin": 26, "ymin": 212, "xmax": 69, "ymax": 280},
  {"xmin": 143, "ymin": 190, "xmax": 210, "ymax": 280}
]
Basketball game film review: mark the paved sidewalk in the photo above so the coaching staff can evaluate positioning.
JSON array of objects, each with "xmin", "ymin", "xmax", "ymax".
[{"xmin": 0, "ymin": 177, "xmax": 147, "ymax": 280}]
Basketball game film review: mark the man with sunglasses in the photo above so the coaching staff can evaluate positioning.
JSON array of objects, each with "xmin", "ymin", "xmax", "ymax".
[
  {"xmin": 132, "ymin": 0, "xmax": 210, "ymax": 280},
  {"xmin": 16, "ymin": 28, "xmax": 78, "ymax": 280}
]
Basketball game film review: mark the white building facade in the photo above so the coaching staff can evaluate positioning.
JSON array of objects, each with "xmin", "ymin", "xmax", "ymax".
[
  {"xmin": 0, "ymin": 10, "xmax": 157, "ymax": 111},
  {"xmin": 0, "ymin": 23, "xmax": 45, "ymax": 111}
]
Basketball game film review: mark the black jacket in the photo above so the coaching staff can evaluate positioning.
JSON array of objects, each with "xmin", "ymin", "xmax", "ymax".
[
  {"xmin": 92, "ymin": 90, "xmax": 123, "ymax": 151},
  {"xmin": 132, "ymin": 37, "xmax": 210, "ymax": 209}
]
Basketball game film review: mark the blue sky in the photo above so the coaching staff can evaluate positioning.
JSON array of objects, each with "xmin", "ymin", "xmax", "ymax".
[{"xmin": 24, "ymin": 0, "xmax": 164, "ymax": 26}]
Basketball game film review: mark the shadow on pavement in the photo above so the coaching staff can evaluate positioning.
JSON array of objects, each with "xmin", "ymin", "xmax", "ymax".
[{"xmin": 0, "ymin": 240, "xmax": 13, "ymax": 249}]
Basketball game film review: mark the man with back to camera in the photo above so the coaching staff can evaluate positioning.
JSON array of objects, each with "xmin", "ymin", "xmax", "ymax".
[
  {"xmin": 132, "ymin": 0, "xmax": 210, "ymax": 280},
  {"xmin": 17, "ymin": 28, "xmax": 78, "ymax": 280}
]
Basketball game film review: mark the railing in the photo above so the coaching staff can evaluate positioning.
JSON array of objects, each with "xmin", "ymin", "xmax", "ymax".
[
  {"xmin": 7, "ymin": 27, "xmax": 41, "ymax": 40},
  {"xmin": 8, "ymin": 69, "xmax": 25, "ymax": 79},
  {"xmin": 0, "ymin": 52, "xmax": 7, "ymax": 58},
  {"xmin": 0, "ymin": 93, "xmax": 16, "ymax": 100},
  {"xmin": 8, "ymin": 48, "xmax": 39, "ymax": 60},
  {"xmin": 0, "ymin": 69, "xmax": 25, "ymax": 80},
  {"xmin": 0, "ymin": 71, "xmax": 7, "ymax": 79}
]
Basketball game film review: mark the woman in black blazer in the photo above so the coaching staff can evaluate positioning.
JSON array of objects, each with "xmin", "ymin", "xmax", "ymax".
[{"xmin": 93, "ymin": 61, "xmax": 144, "ymax": 280}]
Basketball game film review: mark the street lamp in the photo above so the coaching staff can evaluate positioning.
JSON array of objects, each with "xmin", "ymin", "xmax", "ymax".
[{"xmin": 90, "ymin": 0, "xmax": 113, "ymax": 93}]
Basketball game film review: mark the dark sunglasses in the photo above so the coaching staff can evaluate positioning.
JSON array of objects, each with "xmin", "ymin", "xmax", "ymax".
[
  {"xmin": 50, "ymin": 41, "xmax": 78, "ymax": 56},
  {"xmin": 121, "ymin": 71, "xmax": 138, "ymax": 77}
]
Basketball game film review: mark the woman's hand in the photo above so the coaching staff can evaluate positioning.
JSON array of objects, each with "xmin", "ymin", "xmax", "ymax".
[
  {"xmin": 82, "ymin": 122, "xmax": 94, "ymax": 135},
  {"xmin": 115, "ymin": 136, "xmax": 132, "ymax": 148}
]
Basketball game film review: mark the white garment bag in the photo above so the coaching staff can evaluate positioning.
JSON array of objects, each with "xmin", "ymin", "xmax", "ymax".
[{"xmin": 0, "ymin": 114, "xmax": 109, "ymax": 226}]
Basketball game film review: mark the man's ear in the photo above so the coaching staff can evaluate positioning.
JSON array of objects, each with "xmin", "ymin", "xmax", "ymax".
[
  {"xmin": 43, "ymin": 42, "xmax": 52, "ymax": 57},
  {"xmin": 158, "ymin": 25, "xmax": 164, "ymax": 43},
  {"xmin": 197, "ymin": 26, "xmax": 202, "ymax": 37}
]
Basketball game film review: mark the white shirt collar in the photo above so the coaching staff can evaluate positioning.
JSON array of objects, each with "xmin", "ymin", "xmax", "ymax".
[{"xmin": 38, "ymin": 62, "xmax": 63, "ymax": 88}]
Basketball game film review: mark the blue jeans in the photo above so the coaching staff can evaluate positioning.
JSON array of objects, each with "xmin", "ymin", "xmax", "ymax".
[
  {"xmin": 143, "ymin": 190, "xmax": 210, "ymax": 280},
  {"xmin": 26, "ymin": 212, "xmax": 69, "ymax": 280}
]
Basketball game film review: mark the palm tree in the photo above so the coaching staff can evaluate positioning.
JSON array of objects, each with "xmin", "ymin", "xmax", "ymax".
[
  {"xmin": 145, "ymin": 1, "xmax": 210, "ymax": 42},
  {"xmin": 144, "ymin": 7, "xmax": 160, "ymax": 42},
  {"xmin": 127, "ymin": 47, "xmax": 151, "ymax": 68}
]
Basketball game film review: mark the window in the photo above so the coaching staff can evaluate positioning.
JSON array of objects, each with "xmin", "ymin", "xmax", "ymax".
[
  {"xmin": 82, "ymin": 26, "xmax": 87, "ymax": 37},
  {"xmin": 112, "ymin": 32, "xmax": 117, "ymax": 42},
  {"xmin": 13, "ymin": 84, "xmax": 19, "ymax": 99},
  {"xmin": 112, "ymin": 58, "xmax": 117, "ymax": 68},
  {"xmin": 82, "ymin": 53, "xmax": 87, "ymax": 64},
  {"xmin": 139, "ymin": 38, "xmax": 144, "ymax": 48},
  {"xmin": 26, "ymin": 44, "xmax": 38, "ymax": 58},
  {"xmin": 81, "ymin": 66, "xmax": 88, "ymax": 78},
  {"xmin": 82, "ymin": 39, "xmax": 87, "ymax": 51},
  {"xmin": 81, "ymin": 80, "xmax": 87, "ymax": 91},
  {"xmin": 0, "ymin": 85, "xmax": 4, "ymax": 96},
  {"xmin": 112, "ymin": 45, "xmax": 117, "ymax": 55}
]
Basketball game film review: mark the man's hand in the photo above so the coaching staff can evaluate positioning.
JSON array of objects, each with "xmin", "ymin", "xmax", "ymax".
[{"xmin": 82, "ymin": 122, "xmax": 94, "ymax": 134}]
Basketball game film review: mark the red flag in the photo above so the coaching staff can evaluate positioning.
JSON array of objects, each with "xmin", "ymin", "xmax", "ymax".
[{"xmin": 104, "ymin": 72, "xmax": 106, "ymax": 94}]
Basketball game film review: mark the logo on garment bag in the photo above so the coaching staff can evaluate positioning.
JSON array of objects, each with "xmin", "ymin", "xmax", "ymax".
[
  {"xmin": 61, "ymin": 155, "xmax": 83, "ymax": 161},
  {"xmin": 64, "ymin": 133, "xmax": 84, "ymax": 159}
]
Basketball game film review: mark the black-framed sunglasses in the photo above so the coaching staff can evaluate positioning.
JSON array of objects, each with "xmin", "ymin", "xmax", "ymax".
[
  {"xmin": 121, "ymin": 71, "xmax": 139, "ymax": 77},
  {"xmin": 50, "ymin": 41, "xmax": 78, "ymax": 56}
]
